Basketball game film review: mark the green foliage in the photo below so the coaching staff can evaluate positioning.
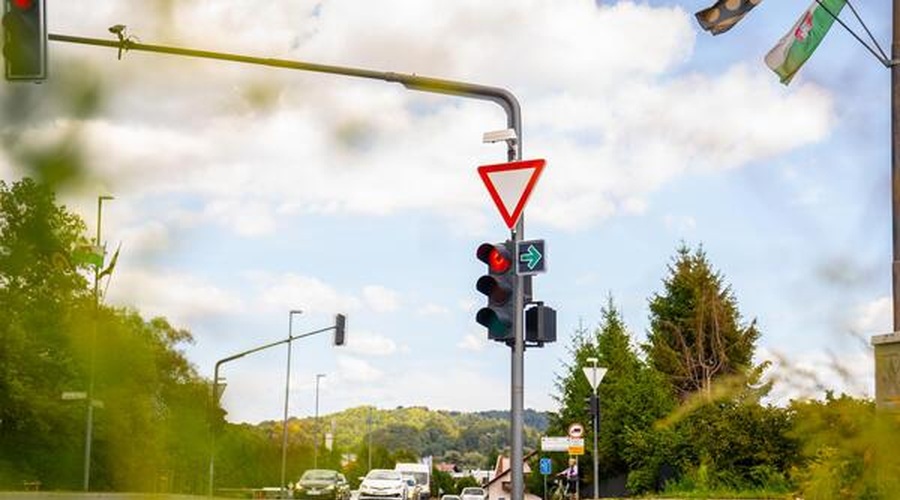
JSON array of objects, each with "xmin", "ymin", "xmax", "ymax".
[
  {"xmin": 0, "ymin": 179, "xmax": 208, "ymax": 492},
  {"xmin": 644, "ymin": 244, "xmax": 760, "ymax": 401},
  {"xmin": 789, "ymin": 393, "xmax": 900, "ymax": 499}
]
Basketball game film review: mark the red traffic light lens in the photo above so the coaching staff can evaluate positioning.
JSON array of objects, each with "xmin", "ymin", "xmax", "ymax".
[
  {"xmin": 488, "ymin": 248, "xmax": 511, "ymax": 274},
  {"xmin": 12, "ymin": 0, "xmax": 35, "ymax": 10}
]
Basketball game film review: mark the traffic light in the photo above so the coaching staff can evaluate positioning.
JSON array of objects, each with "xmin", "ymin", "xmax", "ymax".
[
  {"xmin": 334, "ymin": 313, "xmax": 346, "ymax": 346},
  {"xmin": 475, "ymin": 241, "xmax": 515, "ymax": 341},
  {"xmin": 584, "ymin": 394, "xmax": 598, "ymax": 418},
  {"xmin": 2, "ymin": 0, "xmax": 47, "ymax": 81}
]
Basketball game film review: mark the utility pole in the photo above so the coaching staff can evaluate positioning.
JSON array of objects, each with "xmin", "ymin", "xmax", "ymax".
[
  {"xmin": 314, "ymin": 373, "xmax": 326, "ymax": 468},
  {"xmin": 84, "ymin": 194, "xmax": 112, "ymax": 491},
  {"xmin": 281, "ymin": 310, "xmax": 303, "ymax": 496}
]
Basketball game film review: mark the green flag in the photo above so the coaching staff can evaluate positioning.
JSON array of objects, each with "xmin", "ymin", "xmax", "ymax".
[
  {"xmin": 695, "ymin": 0, "xmax": 764, "ymax": 35},
  {"xmin": 72, "ymin": 244, "xmax": 104, "ymax": 268},
  {"xmin": 98, "ymin": 243, "xmax": 121, "ymax": 280},
  {"xmin": 765, "ymin": 0, "xmax": 846, "ymax": 84}
]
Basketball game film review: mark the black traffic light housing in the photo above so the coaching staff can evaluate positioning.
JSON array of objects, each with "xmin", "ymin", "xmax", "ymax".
[
  {"xmin": 584, "ymin": 393, "xmax": 599, "ymax": 418},
  {"xmin": 476, "ymin": 241, "xmax": 515, "ymax": 341},
  {"xmin": 334, "ymin": 313, "xmax": 346, "ymax": 346},
  {"xmin": 525, "ymin": 303, "xmax": 556, "ymax": 343},
  {"xmin": 2, "ymin": 0, "xmax": 47, "ymax": 81}
]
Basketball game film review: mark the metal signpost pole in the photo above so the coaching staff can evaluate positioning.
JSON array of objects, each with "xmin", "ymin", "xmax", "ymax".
[{"xmin": 281, "ymin": 310, "xmax": 303, "ymax": 497}]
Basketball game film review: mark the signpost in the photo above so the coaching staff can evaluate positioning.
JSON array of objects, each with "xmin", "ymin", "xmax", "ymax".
[{"xmin": 539, "ymin": 457, "xmax": 552, "ymax": 500}]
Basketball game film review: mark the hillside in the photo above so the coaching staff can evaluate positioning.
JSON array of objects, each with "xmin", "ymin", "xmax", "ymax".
[{"xmin": 258, "ymin": 406, "xmax": 551, "ymax": 465}]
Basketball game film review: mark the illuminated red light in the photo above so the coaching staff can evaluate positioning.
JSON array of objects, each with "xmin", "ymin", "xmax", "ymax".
[
  {"xmin": 488, "ymin": 248, "xmax": 511, "ymax": 274},
  {"xmin": 12, "ymin": 0, "xmax": 34, "ymax": 9}
]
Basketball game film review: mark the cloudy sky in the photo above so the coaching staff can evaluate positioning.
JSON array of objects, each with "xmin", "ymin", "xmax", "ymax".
[{"xmin": 1, "ymin": 0, "xmax": 890, "ymax": 423}]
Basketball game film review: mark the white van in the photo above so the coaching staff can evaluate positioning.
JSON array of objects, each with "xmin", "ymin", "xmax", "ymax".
[{"xmin": 394, "ymin": 463, "xmax": 430, "ymax": 500}]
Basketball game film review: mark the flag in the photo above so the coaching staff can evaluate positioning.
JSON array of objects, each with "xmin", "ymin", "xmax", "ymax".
[
  {"xmin": 765, "ymin": 0, "xmax": 847, "ymax": 84},
  {"xmin": 695, "ymin": 0, "xmax": 764, "ymax": 35},
  {"xmin": 98, "ymin": 243, "xmax": 121, "ymax": 280},
  {"xmin": 72, "ymin": 244, "xmax": 104, "ymax": 268}
]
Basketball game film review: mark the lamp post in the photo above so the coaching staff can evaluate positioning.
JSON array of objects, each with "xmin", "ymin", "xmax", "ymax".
[
  {"xmin": 84, "ymin": 194, "xmax": 113, "ymax": 492},
  {"xmin": 209, "ymin": 315, "xmax": 347, "ymax": 497},
  {"xmin": 583, "ymin": 357, "xmax": 606, "ymax": 500},
  {"xmin": 281, "ymin": 309, "xmax": 303, "ymax": 497},
  {"xmin": 314, "ymin": 373, "xmax": 326, "ymax": 468}
]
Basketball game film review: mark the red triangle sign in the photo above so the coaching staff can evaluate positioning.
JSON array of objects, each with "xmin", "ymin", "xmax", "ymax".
[{"xmin": 478, "ymin": 159, "xmax": 546, "ymax": 229}]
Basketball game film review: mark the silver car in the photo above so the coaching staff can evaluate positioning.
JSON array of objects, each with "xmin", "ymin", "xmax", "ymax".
[
  {"xmin": 359, "ymin": 469, "xmax": 408, "ymax": 500},
  {"xmin": 459, "ymin": 487, "xmax": 486, "ymax": 500}
]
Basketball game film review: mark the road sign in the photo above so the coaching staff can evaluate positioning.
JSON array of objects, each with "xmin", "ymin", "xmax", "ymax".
[
  {"xmin": 61, "ymin": 391, "xmax": 87, "ymax": 400},
  {"xmin": 516, "ymin": 239, "xmax": 546, "ymax": 275},
  {"xmin": 540, "ymin": 436, "xmax": 570, "ymax": 452},
  {"xmin": 539, "ymin": 457, "xmax": 552, "ymax": 475},
  {"xmin": 582, "ymin": 367, "xmax": 608, "ymax": 391},
  {"xmin": 568, "ymin": 438, "xmax": 585, "ymax": 456},
  {"xmin": 478, "ymin": 159, "xmax": 546, "ymax": 229},
  {"xmin": 567, "ymin": 423, "xmax": 584, "ymax": 439}
]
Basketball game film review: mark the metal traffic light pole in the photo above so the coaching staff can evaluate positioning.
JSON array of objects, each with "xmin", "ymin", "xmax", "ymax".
[{"xmin": 46, "ymin": 30, "xmax": 526, "ymax": 500}]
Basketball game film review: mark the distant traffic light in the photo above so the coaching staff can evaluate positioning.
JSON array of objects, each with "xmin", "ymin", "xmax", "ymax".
[
  {"xmin": 584, "ymin": 393, "xmax": 598, "ymax": 418},
  {"xmin": 2, "ymin": 0, "xmax": 47, "ymax": 81},
  {"xmin": 334, "ymin": 313, "xmax": 346, "ymax": 346},
  {"xmin": 476, "ymin": 241, "xmax": 515, "ymax": 341}
]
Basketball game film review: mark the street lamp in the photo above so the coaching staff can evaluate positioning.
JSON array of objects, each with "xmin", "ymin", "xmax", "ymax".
[
  {"xmin": 84, "ymin": 194, "xmax": 113, "ymax": 492},
  {"xmin": 281, "ymin": 309, "xmax": 303, "ymax": 497},
  {"xmin": 314, "ymin": 373, "xmax": 326, "ymax": 468},
  {"xmin": 583, "ymin": 357, "xmax": 607, "ymax": 500},
  {"xmin": 208, "ymin": 315, "xmax": 347, "ymax": 497}
]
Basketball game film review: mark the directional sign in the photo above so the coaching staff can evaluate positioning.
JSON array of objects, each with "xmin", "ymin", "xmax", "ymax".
[
  {"xmin": 517, "ymin": 239, "xmax": 546, "ymax": 276},
  {"xmin": 540, "ymin": 436, "xmax": 570, "ymax": 452},
  {"xmin": 568, "ymin": 439, "xmax": 585, "ymax": 456},
  {"xmin": 539, "ymin": 457, "xmax": 552, "ymax": 475},
  {"xmin": 478, "ymin": 159, "xmax": 546, "ymax": 229}
]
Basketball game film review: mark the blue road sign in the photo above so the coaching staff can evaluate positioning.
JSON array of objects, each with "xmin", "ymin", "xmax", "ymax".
[
  {"xmin": 539, "ymin": 457, "xmax": 552, "ymax": 475},
  {"xmin": 517, "ymin": 239, "xmax": 546, "ymax": 276}
]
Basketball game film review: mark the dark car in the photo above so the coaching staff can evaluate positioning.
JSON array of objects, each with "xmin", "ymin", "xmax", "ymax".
[{"xmin": 294, "ymin": 469, "xmax": 351, "ymax": 500}]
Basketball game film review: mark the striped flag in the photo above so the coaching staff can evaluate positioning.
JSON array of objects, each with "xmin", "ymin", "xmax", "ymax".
[
  {"xmin": 765, "ymin": 0, "xmax": 847, "ymax": 84},
  {"xmin": 695, "ymin": 0, "xmax": 764, "ymax": 35}
]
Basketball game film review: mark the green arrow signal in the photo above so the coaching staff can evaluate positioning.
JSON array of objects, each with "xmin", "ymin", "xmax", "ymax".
[{"xmin": 519, "ymin": 244, "xmax": 542, "ymax": 270}]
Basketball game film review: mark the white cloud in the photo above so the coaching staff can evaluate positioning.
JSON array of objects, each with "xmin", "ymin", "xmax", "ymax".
[
  {"xmin": 344, "ymin": 331, "xmax": 398, "ymax": 357},
  {"xmin": 256, "ymin": 274, "xmax": 361, "ymax": 314},
  {"xmin": 363, "ymin": 285, "xmax": 401, "ymax": 313},
  {"xmin": 457, "ymin": 334, "xmax": 485, "ymax": 352},
  {"xmin": 758, "ymin": 346, "xmax": 873, "ymax": 405},
  {"xmin": 336, "ymin": 355, "xmax": 384, "ymax": 383},
  {"xmin": 851, "ymin": 296, "xmax": 891, "ymax": 335},
  {"xmin": 106, "ymin": 268, "xmax": 244, "ymax": 327},
  {"xmin": 30, "ymin": 1, "xmax": 836, "ymax": 236}
]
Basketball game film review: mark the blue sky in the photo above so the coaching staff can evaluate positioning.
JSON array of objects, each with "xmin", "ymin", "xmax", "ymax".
[{"xmin": 0, "ymin": 0, "xmax": 891, "ymax": 423}]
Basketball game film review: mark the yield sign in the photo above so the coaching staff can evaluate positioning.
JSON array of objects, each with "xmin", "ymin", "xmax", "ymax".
[{"xmin": 478, "ymin": 159, "xmax": 546, "ymax": 229}]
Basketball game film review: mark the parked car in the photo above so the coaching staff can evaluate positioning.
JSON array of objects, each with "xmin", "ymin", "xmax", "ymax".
[
  {"xmin": 358, "ymin": 469, "xmax": 408, "ymax": 500},
  {"xmin": 459, "ymin": 487, "xmax": 486, "ymax": 500},
  {"xmin": 294, "ymin": 469, "xmax": 351, "ymax": 500},
  {"xmin": 439, "ymin": 495, "xmax": 460, "ymax": 500}
]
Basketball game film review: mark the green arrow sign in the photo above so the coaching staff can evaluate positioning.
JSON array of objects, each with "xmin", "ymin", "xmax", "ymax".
[
  {"xmin": 516, "ymin": 239, "xmax": 546, "ymax": 276},
  {"xmin": 520, "ymin": 245, "xmax": 542, "ymax": 270}
]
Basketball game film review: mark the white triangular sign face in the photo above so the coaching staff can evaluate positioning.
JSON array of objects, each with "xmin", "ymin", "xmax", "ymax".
[
  {"xmin": 478, "ymin": 159, "xmax": 546, "ymax": 229},
  {"xmin": 582, "ymin": 367, "xmax": 607, "ymax": 390}
]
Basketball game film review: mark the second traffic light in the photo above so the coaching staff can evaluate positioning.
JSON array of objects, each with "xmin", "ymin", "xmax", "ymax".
[
  {"xmin": 476, "ymin": 240, "xmax": 515, "ymax": 341},
  {"xmin": 2, "ymin": 0, "xmax": 47, "ymax": 81}
]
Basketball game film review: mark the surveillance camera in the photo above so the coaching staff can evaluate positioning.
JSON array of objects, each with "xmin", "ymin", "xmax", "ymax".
[
  {"xmin": 108, "ymin": 24, "xmax": 126, "ymax": 35},
  {"xmin": 482, "ymin": 129, "xmax": 518, "ymax": 144}
]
